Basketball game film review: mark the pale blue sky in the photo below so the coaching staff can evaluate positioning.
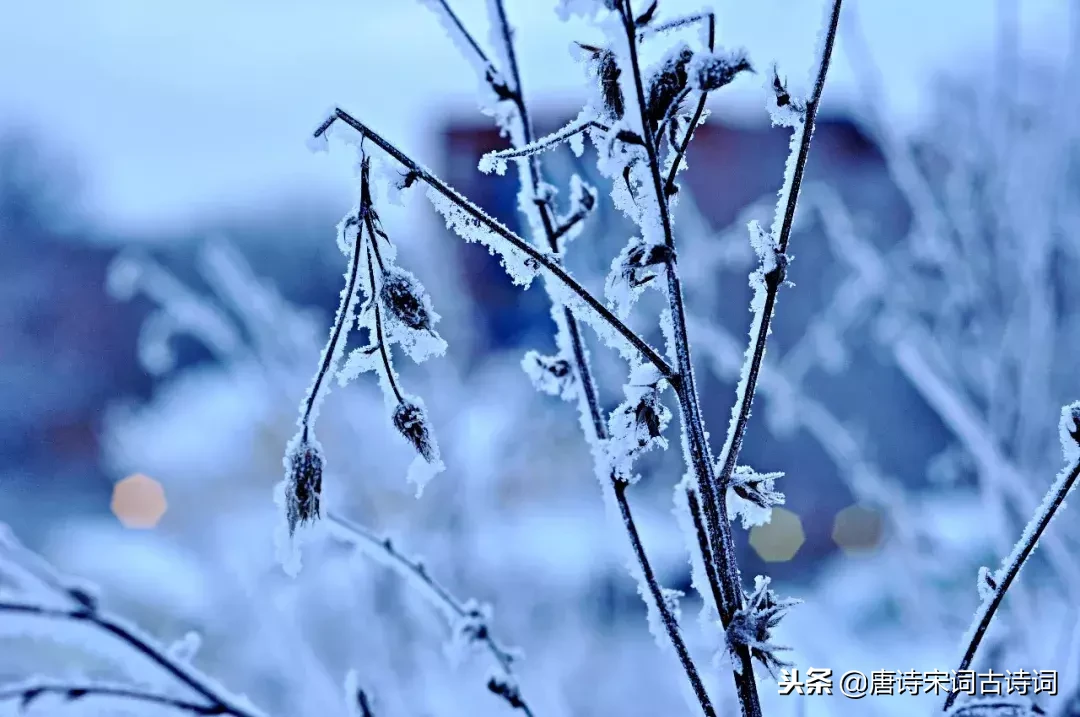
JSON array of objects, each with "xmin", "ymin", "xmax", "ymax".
[{"xmin": 0, "ymin": 0, "xmax": 1070, "ymax": 232}]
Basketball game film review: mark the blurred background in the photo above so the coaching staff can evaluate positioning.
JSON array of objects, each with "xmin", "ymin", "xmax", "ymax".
[{"xmin": 2, "ymin": 0, "xmax": 1079, "ymax": 715}]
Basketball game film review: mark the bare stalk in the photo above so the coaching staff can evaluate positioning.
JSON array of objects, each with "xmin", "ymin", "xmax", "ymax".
[
  {"xmin": 0, "ymin": 601, "xmax": 263, "ymax": 717},
  {"xmin": 0, "ymin": 681, "xmax": 226, "ymax": 715},
  {"xmin": 943, "ymin": 411, "xmax": 1080, "ymax": 712},
  {"xmin": 326, "ymin": 513, "xmax": 534, "ymax": 717},
  {"xmin": 712, "ymin": 0, "xmax": 843, "ymax": 491},
  {"xmin": 439, "ymin": 2, "xmax": 717, "ymax": 712},
  {"xmin": 312, "ymin": 109, "xmax": 673, "ymax": 380},
  {"xmin": 613, "ymin": 0, "xmax": 759, "ymax": 710}
]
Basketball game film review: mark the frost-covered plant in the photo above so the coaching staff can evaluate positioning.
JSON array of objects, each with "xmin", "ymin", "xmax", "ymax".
[{"xmin": 294, "ymin": 1, "xmax": 844, "ymax": 715}]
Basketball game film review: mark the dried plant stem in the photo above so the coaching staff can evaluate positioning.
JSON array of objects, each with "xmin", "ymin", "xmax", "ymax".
[
  {"xmin": 614, "ymin": 0, "xmax": 758, "ymax": 712},
  {"xmin": 0, "ymin": 681, "xmax": 226, "ymax": 715},
  {"xmin": 481, "ymin": 2, "xmax": 716, "ymax": 713},
  {"xmin": 0, "ymin": 601, "xmax": 263, "ymax": 717},
  {"xmin": 943, "ymin": 453, "xmax": 1080, "ymax": 712},
  {"xmin": 313, "ymin": 109, "xmax": 673, "ymax": 380},
  {"xmin": 326, "ymin": 513, "xmax": 533, "ymax": 717},
  {"xmin": 713, "ymin": 0, "xmax": 843, "ymax": 490}
]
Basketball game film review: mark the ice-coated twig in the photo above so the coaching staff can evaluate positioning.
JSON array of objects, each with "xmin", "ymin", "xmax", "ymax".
[
  {"xmin": 478, "ymin": 116, "xmax": 610, "ymax": 172},
  {"xmin": 0, "ymin": 528, "xmax": 265, "ymax": 717},
  {"xmin": 711, "ymin": 0, "xmax": 843, "ymax": 499},
  {"xmin": 0, "ymin": 680, "xmax": 225, "ymax": 715},
  {"xmin": 313, "ymin": 109, "xmax": 672, "ymax": 380},
  {"xmin": 942, "ymin": 403, "xmax": 1080, "ymax": 712},
  {"xmin": 326, "ymin": 513, "xmax": 533, "ymax": 717},
  {"xmin": 608, "ymin": 0, "xmax": 761, "ymax": 710}
]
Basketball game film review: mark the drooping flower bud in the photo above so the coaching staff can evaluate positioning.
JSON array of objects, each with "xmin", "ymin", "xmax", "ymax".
[
  {"xmin": 392, "ymin": 398, "xmax": 438, "ymax": 463},
  {"xmin": 380, "ymin": 267, "xmax": 434, "ymax": 332},
  {"xmin": 689, "ymin": 49, "xmax": 752, "ymax": 92},
  {"xmin": 284, "ymin": 437, "xmax": 324, "ymax": 535}
]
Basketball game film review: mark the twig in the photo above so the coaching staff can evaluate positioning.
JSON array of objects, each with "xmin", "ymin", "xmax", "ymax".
[
  {"xmin": 942, "ymin": 408, "xmax": 1080, "ymax": 711},
  {"xmin": 326, "ymin": 513, "xmax": 533, "ymax": 717},
  {"xmin": 464, "ymin": 2, "xmax": 717, "ymax": 712},
  {"xmin": 0, "ymin": 601, "xmax": 263, "ymax": 717},
  {"xmin": 313, "ymin": 109, "xmax": 672, "ymax": 380},
  {"xmin": 0, "ymin": 680, "xmax": 225, "ymax": 715},
  {"xmin": 711, "ymin": 0, "xmax": 843, "ymax": 498},
  {"xmin": 480, "ymin": 116, "xmax": 610, "ymax": 167},
  {"xmin": 613, "ymin": 0, "xmax": 748, "ymax": 708},
  {"xmin": 661, "ymin": 12, "xmax": 714, "ymax": 196}
]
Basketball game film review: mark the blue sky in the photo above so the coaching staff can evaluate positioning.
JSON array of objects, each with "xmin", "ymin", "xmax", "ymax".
[{"xmin": 0, "ymin": 0, "xmax": 1070, "ymax": 232}]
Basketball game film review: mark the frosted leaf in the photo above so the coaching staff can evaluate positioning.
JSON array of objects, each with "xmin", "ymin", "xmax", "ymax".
[
  {"xmin": 521, "ymin": 350, "xmax": 577, "ymax": 401},
  {"xmin": 426, "ymin": 187, "xmax": 539, "ymax": 288},
  {"xmin": 604, "ymin": 237, "xmax": 671, "ymax": 318},
  {"xmin": 337, "ymin": 345, "xmax": 380, "ymax": 385},
  {"xmin": 766, "ymin": 67, "xmax": 805, "ymax": 129},
  {"xmin": 606, "ymin": 362, "xmax": 671, "ymax": 481},
  {"xmin": 725, "ymin": 465, "xmax": 785, "ymax": 529},
  {"xmin": 336, "ymin": 212, "xmax": 361, "ymax": 256},
  {"xmin": 643, "ymin": 43, "xmax": 695, "ymax": 132},
  {"xmin": 689, "ymin": 48, "xmax": 752, "ymax": 92}
]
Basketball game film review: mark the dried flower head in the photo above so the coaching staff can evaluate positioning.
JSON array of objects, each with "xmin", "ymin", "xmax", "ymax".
[
  {"xmin": 393, "ymin": 398, "xmax": 438, "ymax": 463},
  {"xmin": 646, "ymin": 44, "xmax": 695, "ymax": 129},
  {"xmin": 725, "ymin": 465, "xmax": 785, "ymax": 529},
  {"xmin": 578, "ymin": 43, "xmax": 625, "ymax": 120},
  {"xmin": 725, "ymin": 576, "xmax": 800, "ymax": 678},
  {"xmin": 690, "ymin": 49, "xmax": 752, "ymax": 92},
  {"xmin": 379, "ymin": 267, "xmax": 434, "ymax": 333},
  {"xmin": 284, "ymin": 438, "xmax": 324, "ymax": 535}
]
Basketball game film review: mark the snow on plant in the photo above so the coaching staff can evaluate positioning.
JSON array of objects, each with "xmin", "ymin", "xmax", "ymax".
[{"xmin": 298, "ymin": 1, "xmax": 842, "ymax": 715}]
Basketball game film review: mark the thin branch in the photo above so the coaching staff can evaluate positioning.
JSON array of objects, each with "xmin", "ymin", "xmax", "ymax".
[
  {"xmin": 0, "ymin": 601, "xmax": 262, "ymax": 717},
  {"xmin": 326, "ymin": 513, "xmax": 532, "ymax": 717},
  {"xmin": 483, "ymin": 2, "xmax": 717, "ymax": 713},
  {"xmin": 614, "ymin": 1, "xmax": 755, "ymax": 711},
  {"xmin": 664, "ymin": 13, "xmax": 715, "ymax": 196},
  {"xmin": 480, "ymin": 117, "xmax": 610, "ymax": 166},
  {"xmin": 422, "ymin": 0, "xmax": 511, "ymax": 97},
  {"xmin": 943, "ymin": 420, "xmax": 1080, "ymax": 712},
  {"xmin": 313, "ymin": 109, "xmax": 673, "ymax": 380},
  {"xmin": 712, "ymin": 0, "xmax": 843, "ymax": 492},
  {"xmin": 0, "ymin": 681, "xmax": 224, "ymax": 716},
  {"xmin": 300, "ymin": 201, "xmax": 366, "ymax": 441}
]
